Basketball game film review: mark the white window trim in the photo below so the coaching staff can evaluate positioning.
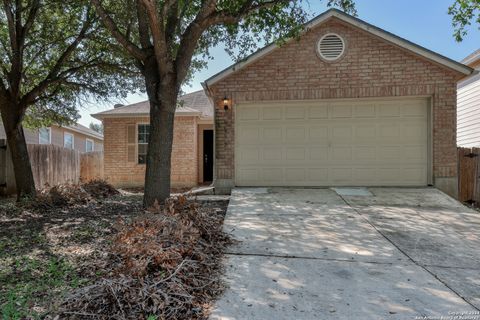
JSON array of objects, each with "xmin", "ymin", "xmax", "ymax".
[
  {"xmin": 64, "ymin": 132, "xmax": 74, "ymax": 149},
  {"xmin": 85, "ymin": 138, "xmax": 94, "ymax": 152},
  {"xmin": 137, "ymin": 122, "xmax": 149, "ymax": 165},
  {"xmin": 38, "ymin": 127, "xmax": 51, "ymax": 144}
]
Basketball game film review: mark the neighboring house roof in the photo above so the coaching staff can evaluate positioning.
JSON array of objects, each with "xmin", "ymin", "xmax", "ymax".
[
  {"xmin": 63, "ymin": 123, "xmax": 104, "ymax": 140},
  {"xmin": 462, "ymin": 49, "xmax": 480, "ymax": 67},
  {"xmin": 203, "ymin": 9, "xmax": 473, "ymax": 87},
  {"xmin": 91, "ymin": 90, "xmax": 213, "ymax": 119}
]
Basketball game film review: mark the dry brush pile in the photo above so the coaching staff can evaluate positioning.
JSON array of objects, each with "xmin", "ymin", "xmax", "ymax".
[
  {"xmin": 27, "ymin": 179, "xmax": 120, "ymax": 208},
  {"xmin": 59, "ymin": 195, "xmax": 232, "ymax": 320}
]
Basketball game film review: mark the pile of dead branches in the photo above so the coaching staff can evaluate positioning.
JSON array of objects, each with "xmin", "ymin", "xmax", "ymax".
[
  {"xmin": 29, "ymin": 180, "xmax": 119, "ymax": 208},
  {"xmin": 82, "ymin": 179, "xmax": 120, "ymax": 199},
  {"xmin": 59, "ymin": 195, "xmax": 231, "ymax": 319}
]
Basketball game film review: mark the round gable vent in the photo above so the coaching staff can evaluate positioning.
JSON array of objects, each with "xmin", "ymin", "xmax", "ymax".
[{"xmin": 317, "ymin": 33, "xmax": 345, "ymax": 61}]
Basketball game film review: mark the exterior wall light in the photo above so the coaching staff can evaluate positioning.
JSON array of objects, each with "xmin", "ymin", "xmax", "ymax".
[{"xmin": 223, "ymin": 96, "xmax": 229, "ymax": 110}]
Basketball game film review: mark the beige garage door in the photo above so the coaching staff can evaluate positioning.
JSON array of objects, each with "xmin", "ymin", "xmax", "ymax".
[{"xmin": 235, "ymin": 98, "xmax": 429, "ymax": 186}]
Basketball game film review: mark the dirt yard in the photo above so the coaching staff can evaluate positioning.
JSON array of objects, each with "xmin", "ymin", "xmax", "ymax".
[{"xmin": 0, "ymin": 183, "xmax": 229, "ymax": 319}]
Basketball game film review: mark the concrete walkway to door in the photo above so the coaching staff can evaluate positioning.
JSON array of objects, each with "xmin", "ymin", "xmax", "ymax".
[{"xmin": 210, "ymin": 188, "xmax": 480, "ymax": 320}]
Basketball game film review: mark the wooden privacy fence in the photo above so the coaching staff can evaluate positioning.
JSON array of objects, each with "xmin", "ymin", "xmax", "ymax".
[
  {"xmin": 0, "ymin": 140, "xmax": 104, "ymax": 196},
  {"xmin": 80, "ymin": 151, "xmax": 104, "ymax": 182},
  {"xmin": 458, "ymin": 147, "xmax": 480, "ymax": 204}
]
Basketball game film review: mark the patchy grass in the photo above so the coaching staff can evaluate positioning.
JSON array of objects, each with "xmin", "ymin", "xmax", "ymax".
[
  {"xmin": 0, "ymin": 186, "xmax": 229, "ymax": 319},
  {"xmin": 0, "ymin": 192, "xmax": 142, "ymax": 318}
]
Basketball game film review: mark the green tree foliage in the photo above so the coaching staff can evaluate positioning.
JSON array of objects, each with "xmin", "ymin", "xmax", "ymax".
[
  {"xmin": 0, "ymin": 0, "xmax": 141, "ymax": 198},
  {"xmin": 89, "ymin": 122, "xmax": 103, "ymax": 133},
  {"xmin": 449, "ymin": 0, "xmax": 480, "ymax": 41}
]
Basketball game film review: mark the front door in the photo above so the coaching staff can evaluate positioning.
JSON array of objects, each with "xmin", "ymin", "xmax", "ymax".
[{"xmin": 203, "ymin": 130, "xmax": 214, "ymax": 182}]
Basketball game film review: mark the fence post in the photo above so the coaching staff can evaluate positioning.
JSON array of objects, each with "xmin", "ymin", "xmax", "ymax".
[{"xmin": 458, "ymin": 147, "xmax": 478, "ymax": 204}]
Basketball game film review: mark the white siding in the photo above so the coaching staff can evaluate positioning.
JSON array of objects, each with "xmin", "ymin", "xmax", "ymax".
[{"xmin": 458, "ymin": 74, "xmax": 480, "ymax": 147}]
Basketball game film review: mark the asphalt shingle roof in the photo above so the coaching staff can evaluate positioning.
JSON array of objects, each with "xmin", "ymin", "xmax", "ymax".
[{"xmin": 92, "ymin": 90, "xmax": 213, "ymax": 119}]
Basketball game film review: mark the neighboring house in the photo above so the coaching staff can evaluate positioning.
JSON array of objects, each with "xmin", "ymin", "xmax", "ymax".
[
  {"xmin": 203, "ymin": 9, "xmax": 472, "ymax": 197},
  {"xmin": 92, "ymin": 90, "xmax": 213, "ymax": 187},
  {"xmin": 457, "ymin": 49, "xmax": 480, "ymax": 147},
  {"xmin": 0, "ymin": 123, "xmax": 104, "ymax": 153}
]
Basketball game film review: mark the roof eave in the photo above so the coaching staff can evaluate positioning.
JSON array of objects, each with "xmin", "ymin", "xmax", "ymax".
[
  {"xmin": 91, "ymin": 111, "xmax": 202, "ymax": 120},
  {"xmin": 63, "ymin": 126, "xmax": 104, "ymax": 140},
  {"xmin": 204, "ymin": 9, "xmax": 473, "ymax": 87}
]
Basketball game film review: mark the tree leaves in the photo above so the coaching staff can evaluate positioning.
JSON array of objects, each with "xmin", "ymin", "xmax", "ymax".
[
  {"xmin": 448, "ymin": 0, "xmax": 480, "ymax": 42},
  {"xmin": 0, "ymin": 0, "xmax": 142, "ymax": 127}
]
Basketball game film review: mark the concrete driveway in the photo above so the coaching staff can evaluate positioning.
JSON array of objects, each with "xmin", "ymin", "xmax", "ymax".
[{"xmin": 210, "ymin": 188, "xmax": 480, "ymax": 320}]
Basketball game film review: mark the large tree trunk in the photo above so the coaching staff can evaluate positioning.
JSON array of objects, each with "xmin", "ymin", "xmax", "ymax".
[
  {"xmin": 143, "ymin": 69, "xmax": 178, "ymax": 207},
  {"xmin": 0, "ymin": 102, "xmax": 36, "ymax": 200}
]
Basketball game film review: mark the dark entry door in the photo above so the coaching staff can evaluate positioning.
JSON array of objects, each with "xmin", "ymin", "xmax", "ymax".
[{"xmin": 203, "ymin": 130, "xmax": 214, "ymax": 182}]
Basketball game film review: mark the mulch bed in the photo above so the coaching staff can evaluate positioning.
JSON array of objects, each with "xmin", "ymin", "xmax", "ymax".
[{"xmin": 0, "ymin": 181, "xmax": 230, "ymax": 320}]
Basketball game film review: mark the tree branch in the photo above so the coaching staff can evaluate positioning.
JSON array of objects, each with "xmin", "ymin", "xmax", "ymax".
[
  {"xmin": 175, "ymin": 0, "xmax": 291, "ymax": 85},
  {"xmin": 136, "ymin": 0, "xmax": 152, "ymax": 49},
  {"xmin": 91, "ymin": 0, "xmax": 147, "ymax": 61},
  {"xmin": 21, "ymin": 0, "xmax": 40, "ymax": 38},
  {"xmin": 20, "ymin": 11, "xmax": 93, "ymax": 106},
  {"xmin": 140, "ymin": 0, "xmax": 171, "ymax": 75}
]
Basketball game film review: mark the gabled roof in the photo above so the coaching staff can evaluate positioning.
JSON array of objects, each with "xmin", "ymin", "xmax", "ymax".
[
  {"xmin": 462, "ymin": 49, "xmax": 480, "ymax": 67},
  {"xmin": 92, "ymin": 90, "xmax": 213, "ymax": 120},
  {"xmin": 204, "ymin": 9, "xmax": 473, "ymax": 87},
  {"xmin": 64, "ymin": 123, "xmax": 103, "ymax": 140}
]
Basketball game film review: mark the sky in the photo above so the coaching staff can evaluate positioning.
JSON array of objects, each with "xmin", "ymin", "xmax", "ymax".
[{"xmin": 80, "ymin": 0, "xmax": 480, "ymax": 126}]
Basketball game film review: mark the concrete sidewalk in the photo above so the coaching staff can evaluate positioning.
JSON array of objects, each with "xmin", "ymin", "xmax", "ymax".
[{"xmin": 210, "ymin": 188, "xmax": 480, "ymax": 320}]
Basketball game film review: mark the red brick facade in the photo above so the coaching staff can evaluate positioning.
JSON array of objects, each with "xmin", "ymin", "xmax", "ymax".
[
  {"xmin": 207, "ymin": 17, "xmax": 465, "ymax": 195},
  {"xmin": 103, "ymin": 116, "xmax": 199, "ymax": 187}
]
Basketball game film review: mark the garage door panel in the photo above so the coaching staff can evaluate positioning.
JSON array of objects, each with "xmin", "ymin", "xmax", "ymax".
[
  {"xmin": 331, "ymin": 147, "xmax": 353, "ymax": 161},
  {"xmin": 353, "ymin": 168, "xmax": 377, "ymax": 183},
  {"xmin": 354, "ymin": 146, "xmax": 377, "ymax": 161},
  {"xmin": 307, "ymin": 168, "xmax": 328, "ymax": 181},
  {"xmin": 330, "ymin": 168, "xmax": 353, "ymax": 183},
  {"xmin": 237, "ymin": 127, "xmax": 260, "ymax": 144},
  {"xmin": 379, "ymin": 103, "xmax": 401, "ymax": 117},
  {"xmin": 239, "ymin": 147, "xmax": 259, "ymax": 163},
  {"xmin": 286, "ymin": 106, "xmax": 305, "ymax": 119},
  {"xmin": 263, "ymin": 127, "xmax": 282, "ymax": 142},
  {"xmin": 263, "ymin": 168, "xmax": 283, "ymax": 182},
  {"xmin": 404, "ymin": 146, "xmax": 426, "ymax": 161},
  {"xmin": 263, "ymin": 147, "xmax": 283, "ymax": 161},
  {"xmin": 331, "ymin": 126, "xmax": 353, "ymax": 142},
  {"xmin": 354, "ymin": 126, "xmax": 376, "ymax": 142},
  {"xmin": 263, "ymin": 106, "xmax": 283, "ymax": 120},
  {"xmin": 308, "ymin": 105, "xmax": 328, "ymax": 119},
  {"xmin": 285, "ymin": 168, "xmax": 306, "ymax": 182},
  {"xmin": 331, "ymin": 105, "xmax": 353, "ymax": 118},
  {"xmin": 239, "ymin": 107, "xmax": 260, "ymax": 120},
  {"xmin": 310, "ymin": 147, "xmax": 329, "ymax": 161},
  {"xmin": 308, "ymin": 127, "xmax": 329, "ymax": 141},
  {"xmin": 402, "ymin": 102, "xmax": 427, "ymax": 117},
  {"xmin": 236, "ymin": 98, "xmax": 428, "ymax": 187},
  {"xmin": 286, "ymin": 127, "xmax": 306, "ymax": 142},
  {"xmin": 354, "ymin": 104, "xmax": 376, "ymax": 118}
]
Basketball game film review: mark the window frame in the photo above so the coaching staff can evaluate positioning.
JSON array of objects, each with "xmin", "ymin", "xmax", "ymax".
[
  {"xmin": 137, "ymin": 123, "xmax": 150, "ymax": 165},
  {"xmin": 63, "ymin": 132, "xmax": 74, "ymax": 150},
  {"xmin": 38, "ymin": 127, "xmax": 51, "ymax": 144},
  {"xmin": 85, "ymin": 138, "xmax": 94, "ymax": 153}
]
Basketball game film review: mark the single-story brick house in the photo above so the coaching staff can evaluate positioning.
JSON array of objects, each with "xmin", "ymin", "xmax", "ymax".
[
  {"xmin": 0, "ymin": 122, "xmax": 103, "ymax": 153},
  {"xmin": 92, "ymin": 90, "xmax": 213, "ymax": 187},
  {"xmin": 457, "ymin": 49, "xmax": 480, "ymax": 147},
  {"xmin": 203, "ymin": 9, "xmax": 473, "ymax": 197}
]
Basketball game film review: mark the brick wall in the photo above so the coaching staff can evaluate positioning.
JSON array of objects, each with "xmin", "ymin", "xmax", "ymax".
[
  {"xmin": 208, "ymin": 17, "xmax": 464, "ymax": 194},
  {"xmin": 103, "ymin": 116, "xmax": 198, "ymax": 188}
]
